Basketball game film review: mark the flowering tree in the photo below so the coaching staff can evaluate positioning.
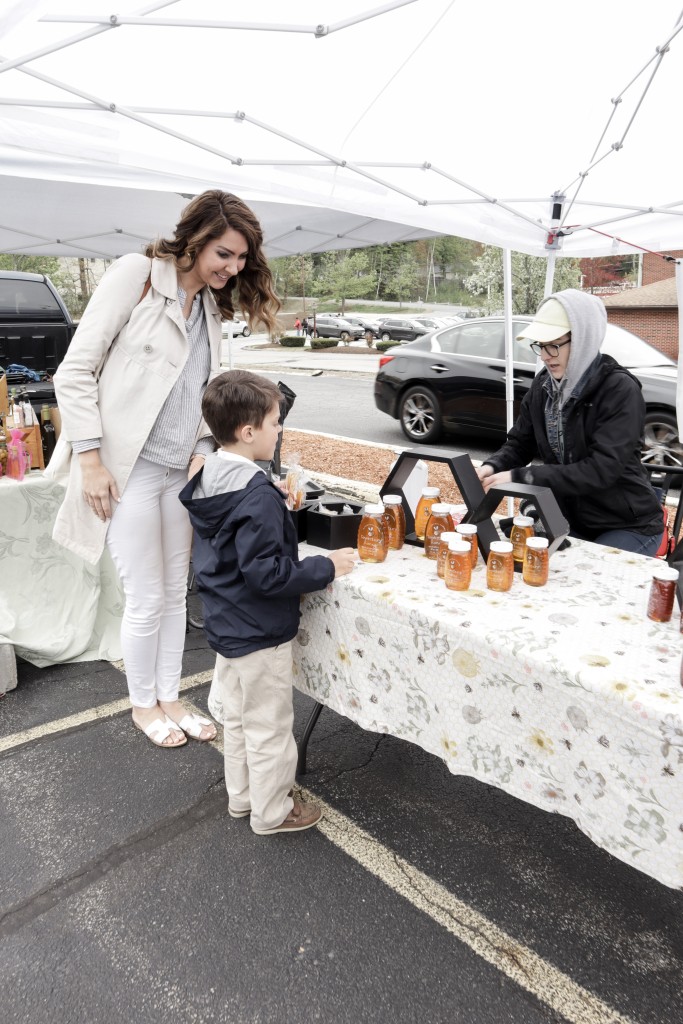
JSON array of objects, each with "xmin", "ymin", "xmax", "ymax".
[{"xmin": 465, "ymin": 247, "xmax": 581, "ymax": 314}]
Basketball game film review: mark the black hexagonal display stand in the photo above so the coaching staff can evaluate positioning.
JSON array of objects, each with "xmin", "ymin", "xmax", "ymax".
[
  {"xmin": 468, "ymin": 482, "xmax": 570, "ymax": 564},
  {"xmin": 379, "ymin": 447, "xmax": 499, "ymax": 554},
  {"xmin": 379, "ymin": 447, "xmax": 569, "ymax": 566}
]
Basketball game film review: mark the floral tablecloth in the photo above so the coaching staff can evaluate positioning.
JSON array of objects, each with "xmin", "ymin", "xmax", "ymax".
[
  {"xmin": 291, "ymin": 539, "xmax": 683, "ymax": 890},
  {"xmin": 0, "ymin": 475, "xmax": 123, "ymax": 667}
]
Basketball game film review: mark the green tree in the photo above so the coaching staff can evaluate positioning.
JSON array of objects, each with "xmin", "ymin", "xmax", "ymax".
[
  {"xmin": 465, "ymin": 247, "xmax": 581, "ymax": 314},
  {"xmin": 0, "ymin": 254, "xmax": 61, "ymax": 276},
  {"xmin": 432, "ymin": 237, "xmax": 480, "ymax": 290},
  {"xmin": 384, "ymin": 246, "xmax": 420, "ymax": 305},
  {"xmin": 0, "ymin": 254, "xmax": 108, "ymax": 317},
  {"xmin": 269, "ymin": 254, "xmax": 312, "ymax": 304},
  {"xmin": 312, "ymin": 250, "xmax": 376, "ymax": 313}
]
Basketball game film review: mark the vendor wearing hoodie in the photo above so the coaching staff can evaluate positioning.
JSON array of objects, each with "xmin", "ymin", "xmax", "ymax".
[
  {"xmin": 180, "ymin": 370, "xmax": 355, "ymax": 835},
  {"xmin": 476, "ymin": 289, "xmax": 664, "ymax": 555}
]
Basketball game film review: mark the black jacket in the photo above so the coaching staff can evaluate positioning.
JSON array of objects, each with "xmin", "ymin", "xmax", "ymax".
[
  {"xmin": 486, "ymin": 355, "xmax": 662, "ymax": 539},
  {"xmin": 179, "ymin": 470, "xmax": 334, "ymax": 658}
]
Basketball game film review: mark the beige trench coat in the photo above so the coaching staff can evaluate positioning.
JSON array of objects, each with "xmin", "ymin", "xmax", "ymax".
[{"xmin": 45, "ymin": 253, "xmax": 222, "ymax": 564}]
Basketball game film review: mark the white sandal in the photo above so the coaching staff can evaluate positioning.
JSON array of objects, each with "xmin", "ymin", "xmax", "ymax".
[
  {"xmin": 173, "ymin": 712, "xmax": 217, "ymax": 742},
  {"xmin": 133, "ymin": 715, "xmax": 187, "ymax": 748}
]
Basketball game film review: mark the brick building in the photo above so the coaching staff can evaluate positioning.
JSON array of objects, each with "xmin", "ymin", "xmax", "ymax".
[{"xmin": 602, "ymin": 251, "xmax": 681, "ymax": 360}]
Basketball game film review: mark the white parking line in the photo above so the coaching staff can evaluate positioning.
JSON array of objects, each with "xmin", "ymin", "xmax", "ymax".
[
  {"xmin": 0, "ymin": 670, "xmax": 214, "ymax": 754},
  {"xmin": 3, "ymin": 680, "xmax": 635, "ymax": 1024},
  {"xmin": 192, "ymin": 699, "xmax": 633, "ymax": 1024}
]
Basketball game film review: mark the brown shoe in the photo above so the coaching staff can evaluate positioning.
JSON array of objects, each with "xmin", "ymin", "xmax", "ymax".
[{"xmin": 252, "ymin": 800, "xmax": 322, "ymax": 835}]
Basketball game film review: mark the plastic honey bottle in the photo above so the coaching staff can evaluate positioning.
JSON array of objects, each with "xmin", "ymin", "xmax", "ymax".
[
  {"xmin": 444, "ymin": 539, "xmax": 472, "ymax": 591},
  {"xmin": 436, "ymin": 532, "xmax": 458, "ymax": 578},
  {"xmin": 357, "ymin": 504, "xmax": 388, "ymax": 563},
  {"xmin": 522, "ymin": 536, "xmax": 549, "ymax": 586},
  {"xmin": 414, "ymin": 486, "xmax": 440, "ymax": 541},
  {"xmin": 510, "ymin": 515, "xmax": 535, "ymax": 564},
  {"xmin": 382, "ymin": 494, "xmax": 406, "ymax": 550},
  {"xmin": 486, "ymin": 541, "xmax": 514, "ymax": 592},
  {"xmin": 455, "ymin": 523, "xmax": 478, "ymax": 568},
  {"xmin": 423, "ymin": 503, "xmax": 455, "ymax": 559}
]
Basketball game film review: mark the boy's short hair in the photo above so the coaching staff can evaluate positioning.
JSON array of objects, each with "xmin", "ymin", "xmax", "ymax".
[{"xmin": 202, "ymin": 370, "xmax": 282, "ymax": 445}]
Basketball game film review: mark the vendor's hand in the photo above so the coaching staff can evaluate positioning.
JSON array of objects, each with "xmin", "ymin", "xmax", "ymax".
[
  {"xmin": 188, "ymin": 454, "xmax": 206, "ymax": 479},
  {"xmin": 79, "ymin": 451, "xmax": 119, "ymax": 521},
  {"xmin": 330, "ymin": 547, "xmax": 356, "ymax": 577},
  {"xmin": 481, "ymin": 470, "xmax": 512, "ymax": 493},
  {"xmin": 475, "ymin": 464, "xmax": 494, "ymax": 484}
]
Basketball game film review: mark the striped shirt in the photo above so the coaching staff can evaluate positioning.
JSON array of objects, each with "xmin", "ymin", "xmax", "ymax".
[{"xmin": 73, "ymin": 285, "xmax": 214, "ymax": 467}]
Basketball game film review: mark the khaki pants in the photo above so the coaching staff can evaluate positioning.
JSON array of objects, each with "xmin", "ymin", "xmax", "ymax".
[{"xmin": 213, "ymin": 642, "xmax": 297, "ymax": 832}]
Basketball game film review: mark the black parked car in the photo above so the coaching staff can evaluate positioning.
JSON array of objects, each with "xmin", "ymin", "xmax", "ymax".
[
  {"xmin": 312, "ymin": 315, "xmax": 364, "ymax": 341},
  {"xmin": 374, "ymin": 316, "xmax": 681, "ymax": 467},
  {"xmin": 377, "ymin": 317, "xmax": 431, "ymax": 343}
]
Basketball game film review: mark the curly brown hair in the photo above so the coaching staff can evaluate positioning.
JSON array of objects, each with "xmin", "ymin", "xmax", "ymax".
[{"xmin": 145, "ymin": 190, "xmax": 281, "ymax": 333}]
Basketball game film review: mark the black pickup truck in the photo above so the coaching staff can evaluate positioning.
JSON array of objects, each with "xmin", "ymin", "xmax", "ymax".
[{"xmin": 0, "ymin": 270, "xmax": 76, "ymax": 407}]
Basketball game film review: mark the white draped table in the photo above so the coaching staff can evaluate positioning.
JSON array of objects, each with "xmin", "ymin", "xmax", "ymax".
[
  {"xmin": 0, "ymin": 475, "xmax": 123, "ymax": 668},
  {"xmin": 290, "ymin": 538, "xmax": 683, "ymax": 890}
]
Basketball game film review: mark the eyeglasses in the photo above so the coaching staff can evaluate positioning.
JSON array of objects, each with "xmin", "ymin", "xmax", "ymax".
[{"xmin": 529, "ymin": 337, "xmax": 571, "ymax": 358}]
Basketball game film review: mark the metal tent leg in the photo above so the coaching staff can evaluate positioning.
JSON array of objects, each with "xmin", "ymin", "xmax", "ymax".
[{"xmin": 297, "ymin": 701, "xmax": 324, "ymax": 776}]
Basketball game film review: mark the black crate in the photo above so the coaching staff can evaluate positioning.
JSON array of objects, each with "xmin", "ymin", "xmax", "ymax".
[
  {"xmin": 288, "ymin": 500, "xmax": 315, "ymax": 542},
  {"xmin": 306, "ymin": 501, "xmax": 364, "ymax": 549}
]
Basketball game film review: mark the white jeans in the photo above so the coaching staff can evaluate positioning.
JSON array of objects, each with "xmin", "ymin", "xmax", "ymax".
[
  {"xmin": 214, "ymin": 642, "xmax": 297, "ymax": 832},
  {"xmin": 106, "ymin": 457, "xmax": 193, "ymax": 708}
]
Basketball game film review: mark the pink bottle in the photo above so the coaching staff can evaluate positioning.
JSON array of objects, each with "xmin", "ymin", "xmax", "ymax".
[{"xmin": 7, "ymin": 429, "xmax": 27, "ymax": 481}]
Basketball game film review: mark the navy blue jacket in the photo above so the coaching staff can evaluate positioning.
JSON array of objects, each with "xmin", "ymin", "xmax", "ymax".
[{"xmin": 179, "ymin": 467, "xmax": 334, "ymax": 658}]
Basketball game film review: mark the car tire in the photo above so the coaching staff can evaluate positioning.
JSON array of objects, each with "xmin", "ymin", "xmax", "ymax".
[
  {"xmin": 340, "ymin": 331, "xmax": 350, "ymax": 341},
  {"xmin": 399, "ymin": 386, "xmax": 442, "ymax": 443},
  {"xmin": 242, "ymin": 327, "xmax": 251, "ymax": 338},
  {"xmin": 641, "ymin": 410, "xmax": 683, "ymax": 468},
  {"xmin": 313, "ymin": 331, "xmax": 320, "ymax": 339},
  {"xmin": 381, "ymin": 331, "xmax": 392, "ymax": 342}
]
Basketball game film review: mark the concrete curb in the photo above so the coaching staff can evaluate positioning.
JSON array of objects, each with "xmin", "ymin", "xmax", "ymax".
[{"xmin": 306, "ymin": 471, "xmax": 380, "ymax": 506}]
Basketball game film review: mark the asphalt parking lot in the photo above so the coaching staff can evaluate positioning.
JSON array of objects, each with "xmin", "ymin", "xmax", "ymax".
[{"xmin": 2, "ymin": 615, "xmax": 683, "ymax": 1024}]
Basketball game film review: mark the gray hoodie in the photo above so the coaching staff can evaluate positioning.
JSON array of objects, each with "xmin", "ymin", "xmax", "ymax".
[
  {"xmin": 194, "ymin": 450, "xmax": 265, "ymax": 499},
  {"xmin": 542, "ymin": 288, "xmax": 606, "ymax": 404}
]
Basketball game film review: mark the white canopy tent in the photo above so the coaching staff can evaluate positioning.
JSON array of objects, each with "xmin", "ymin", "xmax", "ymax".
[
  {"xmin": 0, "ymin": 0, "xmax": 682, "ymax": 427},
  {"xmin": 1, "ymin": 0, "xmax": 682, "ymax": 260}
]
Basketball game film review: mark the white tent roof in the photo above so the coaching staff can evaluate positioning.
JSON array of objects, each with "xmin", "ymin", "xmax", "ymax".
[{"xmin": 1, "ymin": 0, "xmax": 682, "ymax": 260}]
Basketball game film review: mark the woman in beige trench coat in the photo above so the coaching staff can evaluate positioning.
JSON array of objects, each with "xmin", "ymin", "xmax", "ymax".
[{"xmin": 48, "ymin": 191, "xmax": 280, "ymax": 747}]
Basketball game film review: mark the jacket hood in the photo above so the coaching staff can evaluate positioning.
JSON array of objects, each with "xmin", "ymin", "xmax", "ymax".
[
  {"xmin": 543, "ymin": 289, "xmax": 606, "ymax": 396},
  {"xmin": 179, "ymin": 454, "xmax": 272, "ymax": 540}
]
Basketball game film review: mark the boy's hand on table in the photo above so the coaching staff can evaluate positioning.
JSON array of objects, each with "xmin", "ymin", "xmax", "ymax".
[{"xmin": 330, "ymin": 547, "xmax": 356, "ymax": 577}]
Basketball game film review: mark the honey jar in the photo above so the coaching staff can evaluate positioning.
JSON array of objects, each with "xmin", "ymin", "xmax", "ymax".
[
  {"xmin": 510, "ymin": 515, "xmax": 535, "ymax": 563},
  {"xmin": 357, "ymin": 504, "xmax": 388, "ymax": 563},
  {"xmin": 423, "ymin": 503, "xmax": 455, "ymax": 559},
  {"xmin": 455, "ymin": 523, "xmax": 478, "ymax": 568},
  {"xmin": 382, "ymin": 494, "xmax": 406, "ymax": 550},
  {"xmin": 436, "ymin": 532, "xmax": 458, "ymax": 578},
  {"xmin": 522, "ymin": 536, "xmax": 549, "ymax": 587},
  {"xmin": 486, "ymin": 541, "xmax": 514, "ymax": 592},
  {"xmin": 444, "ymin": 539, "xmax": 472, "ymax": 591},
  {"xmin": 414, "ymin": 487, "xmax": 440, "ymax": 541}
]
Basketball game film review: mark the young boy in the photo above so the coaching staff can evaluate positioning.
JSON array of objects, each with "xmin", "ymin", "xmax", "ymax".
[{"xmin": 180, "ymin": 370, "xmax": 355, "ymax": 835}]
